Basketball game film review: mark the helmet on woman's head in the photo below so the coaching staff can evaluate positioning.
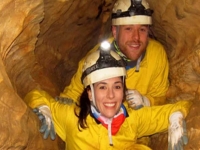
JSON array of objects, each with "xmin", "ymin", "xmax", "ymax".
[
  {"xmin": 81, "ymin": 41, "xmax": 126, "ymax": 88},
  {"xmin": 112, "ymin": 0, "xmax": 153, "ymax": 25}
]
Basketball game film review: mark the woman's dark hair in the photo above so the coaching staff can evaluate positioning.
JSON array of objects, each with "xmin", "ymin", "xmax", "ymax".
[
  {"xmin": 75, "ymin": 86, "xmax": 91, "ymax": 131},
  {"xmin": 76, "ymin": 77, "xmax": 127, "ymax": 131}
]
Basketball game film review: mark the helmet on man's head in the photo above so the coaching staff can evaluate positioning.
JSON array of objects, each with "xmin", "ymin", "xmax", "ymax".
[
  {"xmin": 112, "ymin": 0, "xmax": 153, "ymax": 25},
  {"xmin": 81, "ymin": 41, "xmax": 126, "ymax": 88}
]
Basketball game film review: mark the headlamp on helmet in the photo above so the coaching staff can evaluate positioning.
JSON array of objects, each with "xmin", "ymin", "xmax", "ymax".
[
  {"xmin": 81, "ymin": 41, "xmax": 126, "ymax": 87},
  {"xmin": 112, "ymin": 0, "xmax": 154, "ymax": 25}
]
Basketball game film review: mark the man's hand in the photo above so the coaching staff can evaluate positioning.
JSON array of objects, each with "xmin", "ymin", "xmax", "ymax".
[
  {"xmin": 168, "ymin": 111, "xmax": 188, "ymax": 150},
  {"xmin": 126, "ymin": 89, "xmax": 150, "ymax": 110},
  {"xmin": 33, "ymin": 105, "xmax": 56, "ymax": 140}
]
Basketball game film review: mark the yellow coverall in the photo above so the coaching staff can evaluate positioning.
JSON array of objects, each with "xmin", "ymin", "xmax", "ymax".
[
  {"xmin": 24, "ymin": 90, "xmax": 192, "ymax": 150},
  {"xmin": 60, "ymin": 38, "xmax": 169, "ymax": 106}
]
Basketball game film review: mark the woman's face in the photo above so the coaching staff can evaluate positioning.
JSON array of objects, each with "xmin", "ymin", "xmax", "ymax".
[{"xmin": 88, "ymin": 77, "xmax": 124, "ymax": 118}]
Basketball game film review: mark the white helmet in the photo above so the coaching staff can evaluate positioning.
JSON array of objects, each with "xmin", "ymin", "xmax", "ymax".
[
  {"xmin": 81, "ymin": 41, "xmax": 126, "ymax": 88},
  {"xmin": 112, "ymin": 0, "xmax": 153, "ymax": 25}
]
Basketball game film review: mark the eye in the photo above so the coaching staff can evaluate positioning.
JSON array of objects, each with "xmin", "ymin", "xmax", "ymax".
[
  {"xmin": 99, "ymin": 85, "xmax": 107, "ymax": 89},
  {"xmin": 115, "ymin": 83, "xmax": 123, "ymax": 89},
  {"xmin": 139, "ymin": 27, "xmax": 148, "ymax": 33},
  {"xmin": 124, "ymin": 27, "xmax": 132, "ymax": 31},
  {"xmin": 115, "ymin": 85, "xmax": 121, "ymax": 89}
]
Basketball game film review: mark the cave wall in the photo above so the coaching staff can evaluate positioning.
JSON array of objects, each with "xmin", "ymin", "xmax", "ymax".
[
  {"xmin": 147, "ymin": 0, "xmax": 200, "ymax": 149},
  {"xmin": 0, "ymin": 0, "xmax": 200, "ymax": 149},
  {"xmin": 148, "ymin": 0, "xmax": 200, "ymax": 102}
]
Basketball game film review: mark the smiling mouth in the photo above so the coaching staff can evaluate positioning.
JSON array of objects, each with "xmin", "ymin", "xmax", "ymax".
[
  {"xmin": 104, "ymin": 103, "xmax": 115, "ymax": 107},
  {"xmin": 129, "ymin": 43, "xmax": 140, "ymax": 48}
]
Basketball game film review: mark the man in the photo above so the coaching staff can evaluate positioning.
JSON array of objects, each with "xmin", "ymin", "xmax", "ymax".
[{"xmin": 60, "ymin": 0, "xmax": 169, "ymax": 107}]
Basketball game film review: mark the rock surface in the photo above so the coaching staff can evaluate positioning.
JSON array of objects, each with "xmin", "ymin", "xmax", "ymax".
[{"xmin": 0, "ymin": 0, "xmax": 199, "ymax": 149}]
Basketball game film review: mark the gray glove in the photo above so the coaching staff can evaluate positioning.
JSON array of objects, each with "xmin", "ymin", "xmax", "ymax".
[
  {"xmin": 168, "ymin": 111, "xmax": 188, "ymax": 150},
  {"xmin": 33, "ymin": 105, "xmax": 56, "ymax": 140},
  {"xmin": 126, "ymin": 89, "xmax": 150, "ymax": 110}
]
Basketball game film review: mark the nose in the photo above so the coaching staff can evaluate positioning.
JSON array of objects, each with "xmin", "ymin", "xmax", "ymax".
[
  {"xmin": 107, "ymin": 88, "xmax": 114, "ymax": 99},
  {"xmin": 131, "ymin": 29, "xmax": 140, "ymax": 41}
]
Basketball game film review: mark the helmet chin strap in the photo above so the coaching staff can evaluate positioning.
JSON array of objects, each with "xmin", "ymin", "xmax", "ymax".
[
  {"xmin": 135, "ymin": 55, "xmax": 142, "ymax": 72},
  {"xmin": 115, "ymin": 26, "xmax": 120, "ymax": 45},
  {"xmin": 90, "ymin": 84, "xmax": 97, "ymax": 108}
]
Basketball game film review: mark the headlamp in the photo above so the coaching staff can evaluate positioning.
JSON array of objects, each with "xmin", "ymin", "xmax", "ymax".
[
  {"xmin": 81, "ymin": 41, "xmax": 125, "ymax": 82},
  {"xmin": 112, "ymin": 0, "xmax": 153, "ymax": 19},
  {"xmin": 100, "ymin": 41, "xmax": 110, "ymax": 51}
]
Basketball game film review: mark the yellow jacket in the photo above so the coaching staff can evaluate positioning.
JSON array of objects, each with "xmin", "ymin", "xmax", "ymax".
[
  {"xmin": 60, "ymin": 38, "xmax": 169, "ymax": 106},
  {"xmin": 24, "ymin": 90, "xmax": 192, "ymax": 150}
]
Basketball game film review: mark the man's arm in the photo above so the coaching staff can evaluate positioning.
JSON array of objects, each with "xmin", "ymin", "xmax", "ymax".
[
  {"xmin": 144, "ymin": 39, "xmax": 169, "ymax": 106},
  {"xmin": 59, "ymin": 57, "xmax": 85, "ymax": 103}
]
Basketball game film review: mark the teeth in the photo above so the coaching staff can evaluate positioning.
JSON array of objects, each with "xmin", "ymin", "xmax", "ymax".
[
  {"xmin": 131, "ymin": 44, "xmax": 139, "ymax": 47},
  {"xmin": 104, "ymin": 103, "xmax": 115, "ymax": 107}
]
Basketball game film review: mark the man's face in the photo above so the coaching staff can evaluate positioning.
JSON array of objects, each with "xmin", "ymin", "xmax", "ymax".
[
  {"xmin": 88, "ymin": 77, "xmax": 124, "ymax": 119},
  {"xmin": 112, "ymin": 24, "xmax": 149, "ymax": 61}
]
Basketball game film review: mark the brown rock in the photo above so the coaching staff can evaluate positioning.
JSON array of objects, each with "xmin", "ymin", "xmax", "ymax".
[{"xmin": 0, "ymin": 0, "xmax": 200, "ymax": 149}]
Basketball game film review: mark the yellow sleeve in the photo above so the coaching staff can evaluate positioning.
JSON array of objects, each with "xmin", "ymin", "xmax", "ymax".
[
  {"xmin": 24, "ymin": 89, "xmax": 76, "ymax": 141},
  {"xmin": 24, "ymin": 89, "xmax": 51, "ymax": 108},
  {"xmin": 59, "ymin": 57, "xmax": 85, "ymax": 102},
  {"xmin": 136, "ymin": 100, "xmax": 192, "ymax": 138},
  {"xmin": 144, "ymin": 39, "xmax": 169, "ymax": 106}
]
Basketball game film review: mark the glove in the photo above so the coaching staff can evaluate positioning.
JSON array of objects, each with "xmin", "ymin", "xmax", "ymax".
[
  {"xmin": 168, "ymin": 111, "xmax": 188, "ymax": 150},
  {"xmin": 126, "ymin": 89, "xmax": 150, "ymax": 110},
  {"xmin": 33, "ymin": 105, "xmax": 56, "ymax": 140}
]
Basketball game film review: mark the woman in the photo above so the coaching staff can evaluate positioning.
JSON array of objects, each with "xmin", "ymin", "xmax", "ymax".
[{"xmin": 25, "ymin": 41, "xmax": 192, "ymax": 150}]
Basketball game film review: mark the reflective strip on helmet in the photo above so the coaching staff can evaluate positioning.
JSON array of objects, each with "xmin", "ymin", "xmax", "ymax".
[
  {"xmin": 83, "ymin": 67, "xmax": 126, "ymax": 87},
  {"xmin": 112, "ymin": 15, "xmax": 152, "ymax": 25}
]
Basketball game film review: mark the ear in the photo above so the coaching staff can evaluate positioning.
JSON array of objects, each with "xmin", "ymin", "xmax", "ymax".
[
  {"xmin": 87, "ymin": 89, "xmax": 92, "ymax": 102},
  {"xmin": 112, "ymin": 25, "xmax": 117, "ymax": 39}
]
